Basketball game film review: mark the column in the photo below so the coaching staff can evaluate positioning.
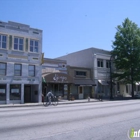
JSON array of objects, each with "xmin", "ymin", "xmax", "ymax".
[
  {"xmin": 6, "ymin": 84, "xmax": 10, "ymax": 104},
  {"xmin": 93, "ymin": 54, "xmax": 98, "ymax": 96},
  {"xmin": 21, "ymin": 84, "xmax": 24, "ymax": 104}
]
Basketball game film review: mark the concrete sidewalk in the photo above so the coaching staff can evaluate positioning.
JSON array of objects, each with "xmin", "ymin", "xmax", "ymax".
[{"xmin": 0, "ymin": 98, "xmax": 100, "ymax": 108}]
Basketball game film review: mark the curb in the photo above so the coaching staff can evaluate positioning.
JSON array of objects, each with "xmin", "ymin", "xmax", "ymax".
[{"xmin": 0, "ymin": 100, "xmax": 100, "ymax": 108}]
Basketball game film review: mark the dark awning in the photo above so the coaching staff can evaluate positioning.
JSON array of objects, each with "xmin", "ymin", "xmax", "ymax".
[
  {"xmin": 74, "ymin": 79, "xmax": 96, "ymax": 86},
  {"xmin": 42, "ymin": 72, "xmax": 73, "ymax": 84},
  {"xmin": 98, "ymin": 80, "xmax": 109, "ymax": 85}
]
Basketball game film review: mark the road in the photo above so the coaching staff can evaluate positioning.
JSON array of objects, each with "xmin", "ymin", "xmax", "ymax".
[{"xmin": 0, "ymin": 100, "xmax": 140, "ymax": 140}]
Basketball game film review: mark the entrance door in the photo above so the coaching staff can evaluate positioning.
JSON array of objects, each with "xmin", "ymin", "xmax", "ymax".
[
  {"xmin": 24, "ymin": 86, "xmax": 31, "ymax": 103},
  {"xmin": 78, "ymin": 86, "xmax": 84, "ymax": 99}
]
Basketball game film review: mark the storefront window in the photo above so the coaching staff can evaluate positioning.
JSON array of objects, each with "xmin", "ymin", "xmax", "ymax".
[
  {"xmin": 10, "ymin": 85, "xmax": 21, "ymax": 100},
  {"xmin": 0, "ymin": 85, "xmax": 6, "ymax": 101}
]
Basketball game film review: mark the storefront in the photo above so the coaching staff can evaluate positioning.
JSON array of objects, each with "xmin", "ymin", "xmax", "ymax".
[
  {"xmin": 71, "ymin": 79, "xmax": 96, "ymax": 99},
  {"xmin": 42, "ymin": 72, "xmax": 73, "ymax": 99},
  {"xmin": 67, "ymin": 66, "xmax": 96, "ymax": 99}
]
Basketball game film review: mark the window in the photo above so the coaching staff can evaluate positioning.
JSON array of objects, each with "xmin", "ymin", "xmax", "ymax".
[
  {"xmin": 30, "ymin": 40, "xmax": 38, "ymax": 53},
  {"xmin": 97, "ymin": 59, "xmax": 103, "ymax": 67},
  {"xmin": 29, "ymin": 65, "xmax": 35, "ymax": 76},
  {"xmin": 0, "ymin": 63, "xmax": 6, "ymax": 75},
  {"xmin": 0, "ymin": 85, "xmax": 6, "ymax": 101},
  {"xmin": 10, "ymin": 84, "xmax": 21, "ymax": 100},
  {"xmin": 106, "ymin": 60, "xmax": 110, "ymax": 68},
  {"xmin": 14, "ymin": 64, "xmax": 22, "ymax": 76},
  {"xmin": 0, "ymin": 35, "xmax": 7, "ymax": 49},
  {"xmin": 75, "ymin": 71, "xmax": 86, "ymax": 77},
  {"xmin": 14, "ymin": 37, "xmax": 23, "ymax": 51}
]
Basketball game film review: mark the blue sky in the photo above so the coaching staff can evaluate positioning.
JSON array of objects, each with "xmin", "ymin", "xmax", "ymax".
[{"xmin": 1, "ymin": 0, "xmax": 140, "ymax": 58}]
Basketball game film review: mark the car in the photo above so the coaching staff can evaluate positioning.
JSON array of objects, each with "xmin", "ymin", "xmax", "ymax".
[{"xmin": 134, "ymin": 93, "xmax": 140, "ymax": 98}]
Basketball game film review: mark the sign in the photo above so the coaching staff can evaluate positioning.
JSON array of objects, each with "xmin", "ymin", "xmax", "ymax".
[
  {"xmin": 53, "ymin": 74, "xmax": 67, "ymax": 82},
  {"xmin": 43, "ymin": 72, "xmax": 73, "ymax": 83}
]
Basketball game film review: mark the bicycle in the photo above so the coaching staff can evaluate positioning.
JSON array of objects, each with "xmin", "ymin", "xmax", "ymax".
[{"xmin": 43, "ymin": 96, "xmax": 58, "ymax": 106}]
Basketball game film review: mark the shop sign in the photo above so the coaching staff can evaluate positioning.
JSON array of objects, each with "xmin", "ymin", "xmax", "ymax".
[{"xmin": 53, "ymin": 74, "xmax": 67, "ymax": 82}]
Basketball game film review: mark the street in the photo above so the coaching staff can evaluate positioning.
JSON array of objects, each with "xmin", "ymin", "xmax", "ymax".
[{"xmin": 0, "ymin": 100, "xmax": 140, "ymax": 140}]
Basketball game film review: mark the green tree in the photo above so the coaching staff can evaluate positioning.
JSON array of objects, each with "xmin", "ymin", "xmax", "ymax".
[{"xmin": 112, "ymin": 18, "xmax": 140, "ymax": 98}]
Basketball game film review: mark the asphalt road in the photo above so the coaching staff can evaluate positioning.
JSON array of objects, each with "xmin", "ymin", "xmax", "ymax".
[{"xmin": 0, "ymin": 100, "xmax": 140, "ymax": 140}]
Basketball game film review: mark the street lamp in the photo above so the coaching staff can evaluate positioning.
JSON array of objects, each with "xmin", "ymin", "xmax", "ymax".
[{"xmin": 110, "ymin": 55, "xmax": 114, "ymax": 100}]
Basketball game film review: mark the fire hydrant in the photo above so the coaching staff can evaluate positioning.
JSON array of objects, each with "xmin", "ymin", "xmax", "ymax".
[{"xmin": 88, "ymin": 96, "xmax": 90, "ymax": 102}]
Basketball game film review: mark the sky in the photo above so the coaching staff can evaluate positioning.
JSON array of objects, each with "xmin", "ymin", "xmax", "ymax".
[{"xmin": 1, "ymin": 0, "xmax": 140, "ymax": 58}]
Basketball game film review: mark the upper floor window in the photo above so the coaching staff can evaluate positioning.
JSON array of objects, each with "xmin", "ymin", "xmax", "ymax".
[
  {"xmin": 30, "ymin": 40, "xmax": 38, "ymax": 53},
  {"xmin": 14, "ymin": 37, "xmax": 23, "ymax": 51},
  {"xmin": 75, "ymin": 71, "xmax": 86, "ymax": 77},
  {"xmin": 97, "ymin": 59, "xmax": 103, "ymax": 67},
  {"xmin": 0, "ymin": 35, "xmax": 7, "ymax": 49},
  {"xmin": 106, "ymin": 60, "xmax": 110, "ymax": 68},
  {"xmin": 0, "ymin": 63, "xmax": 6, "ymax": 75},
  {"xmin": 14, "ymin": 64, "xmax": 22, "ymax": 76},
  {"xmin": 28, "ymin": 65, "xmax": 35, "ymax": 76}
]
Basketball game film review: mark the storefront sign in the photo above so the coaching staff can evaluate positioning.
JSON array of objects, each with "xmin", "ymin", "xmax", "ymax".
[
  {"xmin": 53, "ymin": 74, "xmax": 67, "ymax": 82},
  {"xmin": 43, "ymin": 72, "xmax": 73, "ymax": 83}
]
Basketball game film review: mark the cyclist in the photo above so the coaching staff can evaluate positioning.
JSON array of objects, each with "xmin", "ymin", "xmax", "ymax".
[{"xmin": 46, "ymin": 90, "xmax": 54, "ymax": 105}]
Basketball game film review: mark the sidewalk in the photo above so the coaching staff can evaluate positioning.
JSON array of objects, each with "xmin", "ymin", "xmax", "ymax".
[{"xmin": 0, "ymin": 98, "xmax": 100, "ymax": 108}]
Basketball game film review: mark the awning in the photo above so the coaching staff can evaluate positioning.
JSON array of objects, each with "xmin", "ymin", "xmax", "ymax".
[
  {"xmin": 42, "ymin": 72, "xmax": 73, "ymax": 84},
  {"xmin": 74, "ymin": 79, "xmax": 96, "ymax": 86},
  {"xmin": 136, "ymin": 82, "xmax": 140, "ymax": 85},
  {"xmin": 98, "ymin": 80, "xmax": 109, "ymax": 85}
]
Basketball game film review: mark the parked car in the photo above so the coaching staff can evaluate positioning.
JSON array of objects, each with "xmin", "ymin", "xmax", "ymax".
[{"xmin": 134, "ymin": 93, "xmax": 140, "ymax": 98}]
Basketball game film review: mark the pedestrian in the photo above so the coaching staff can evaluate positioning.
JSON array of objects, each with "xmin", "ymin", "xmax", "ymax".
[{"xmin": 46, "ymin": 90, "xmax": 54, "ymax": 105}]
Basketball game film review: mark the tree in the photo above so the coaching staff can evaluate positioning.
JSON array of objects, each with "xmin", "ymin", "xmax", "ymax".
[{"xmin": 112, "ymin": 18, "xmax": 140, "ymax": 98}]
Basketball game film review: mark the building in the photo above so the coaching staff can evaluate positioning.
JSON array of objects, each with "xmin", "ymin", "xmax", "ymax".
[
  {"xmin": 42, "ymin": 58, "xmax": 73, "ymax": 99},
  {"xmin": 67, "ymin": 66, "xmax": 96, "ymax": 99},
  {"xmin": 0, "ymin": 21, "xmax": 42, "ymax": 104},
  {"xmin": 42, "ymin": 58, "xmax": 96, "ymax": 100},
  {"xmin": 57, "ymin": 47, "xmax": 117, "ymax": 98}
]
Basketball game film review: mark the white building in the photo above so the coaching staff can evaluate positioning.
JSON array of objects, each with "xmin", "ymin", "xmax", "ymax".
[{"xmin": 0, "ymin": 21, "xmax": 42, "ymax": 104}]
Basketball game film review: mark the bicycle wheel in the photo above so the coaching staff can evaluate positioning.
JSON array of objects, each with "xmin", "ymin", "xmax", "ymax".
[
  {"xmin": 52, "ymin": 96, "xmax": 58, "ymax": 106},
  {"xmin": 43, "ymin": 97, "xmax": 49, "ymax": 107}
]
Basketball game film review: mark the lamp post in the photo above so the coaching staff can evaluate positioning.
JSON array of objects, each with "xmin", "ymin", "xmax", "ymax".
[{"xmin": 110, "ymin": 55, "xmax": 113, "ymax": 100}]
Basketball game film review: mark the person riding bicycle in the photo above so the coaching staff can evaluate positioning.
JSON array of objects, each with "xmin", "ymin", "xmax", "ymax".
[{"xmin": 46, "ymin": 90, "xmax": 54, "ymax": 105}]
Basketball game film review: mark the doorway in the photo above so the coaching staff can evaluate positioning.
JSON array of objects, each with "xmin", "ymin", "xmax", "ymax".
[
  {"xmin": 78, "ymin": 86, "xmax": 84, "ymax": 99},
  {"xmin": 24, "ymin": 86, "xmax": 31, "ymax": 103}
]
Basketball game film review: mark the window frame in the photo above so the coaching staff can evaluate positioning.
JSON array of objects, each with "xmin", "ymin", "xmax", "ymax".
[
  {"xmin": 30, "ymin": 39, "xmax": 39, "ymax": 53},
  {"xmin": 97, "ymin": 59, "xmax": 103, "ymax": 67},
  {"xmin": 75, "ymin": 71, "xmax": 87, "ymax": 77},
  {"xmin": 14, "ymin": 64, "xmax": 22, "ymax": 76},
  {"xmin": 0, "ymin": 62, "xmax": 6, "ymax": 76},
  {"xmin": 14, "ymin": 37, "xmax": 24, "ymax": 51},
  {"xmin": 10, "ymin": 84, "xmax": 21, "ymax": 100},
  {"xmin": 0, "ymin": 34, "xmax": 7, "ymax": 49},
  {"xmin": 28, "ymin": 65, "xmax": 35, "ymax": 77}
]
